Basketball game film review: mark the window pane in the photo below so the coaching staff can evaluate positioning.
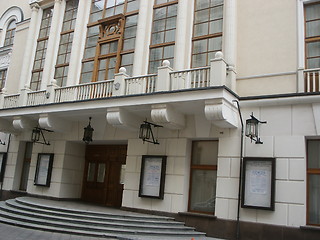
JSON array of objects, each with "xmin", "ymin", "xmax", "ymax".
[
  {"xmin": 306, "ymin": 20, "xmax": 320, "ymax": 38},
  {"xmin": 209, "ymin": 36, "xmax": 222, "ymax": 51},
  {"xmin": 195, "ymin": 9, "xmax": 210, "ymax": 24},
  {"xmin": 121, "ymin": 53, "xmax": 133, "ymax": 65},
  {"xmin": 194, "ymin": 23, "xmax": 209, "ymax": 37},
  {"xmin": 165, "ymin": 29, "xmax": 175, "ymax": 42},
  {"xmin": 308, "ymin": 174, "xmax": 320, "ymax": 224},
  {"xmin": 192, "ymin": 53, "xmax": 207, "ymax": 67},
  {"xmin": 307, "ymin": 58, "xmax": 320, "ymax": 69},
  {"xmin": 196, "ymin": 0, "xmax": 209, "ymax": 10},
  {"xmin": 153, "ymin": 19, "xmax": 166, "ymax": 32},
  {"xmin": 190, "ymin": 169, "xmax": 217, "ymax": 212},
  {"xmin": 307, "ymin": 42, "xmax": 320, "ymax": 58},
  {"xmin": 97, "ymin": 163, "xmax": 106, "ymax": 183},
  {"xmin": 127, "ymin": 1, "xmax": 139, "ymax": 12},
  {"xmin": 123, "ymin": 38, "xmax": 135, "ymax": 50},
  {"xmin": 210, "ymin": 6, "xmax": 223, "ymax": 20},
  {"xmin": 193, "ymin": 39, "xmax": 208, "ymax": 54},
  {"xmin": 306, "ymin": 4, "xmax": 320, "ymax": 21},
  {"xmin": 164, "ymin": 45, "xmax": 174, "ymax": 58},
  {"xmin": 192, "ymin": 141, "xmax": 218, "ymax": 165},
  {"xmin": 154, "ymin": 7, "xmax": 166, "ymax": 20},
  {"xmin": 87, "ymin": 162, "xmax": 95, "ymax": 182},
  {"xmin": 308, "ymin": 140, "xmax": 320, "ymax": 169},
  {"xmin": 152, "ymin": 32, "xmax": 165, "ymax": 45}
]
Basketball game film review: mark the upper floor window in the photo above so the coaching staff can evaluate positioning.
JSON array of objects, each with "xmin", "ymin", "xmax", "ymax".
[
  {"xmin": 4, "ymin": 20, "xmax": 16, "ymax": 47},
  {"xmin": 30, "ymin": 7, "xmax": 54, "ymax": 91},
  {"xmin": 307, "ymin": 139, "xmax": 320, "ymax": 226},
  {"xmin": 80, "ymin": 0, "xmax": 139, "ymax": 83},
  {"xmin": 148, "ymin": 0, "xmax": 178, "ymax": 73},
  {"xmin": 305, "ymin": 2, "xmax": 320, "ymax": 69},
  {"xmin": 0, "ymin": 69, "xmax": 7, "ymax": 91},
  {"xmin": 54, "ymin": 0, "xmax": 79, "ymax": 87},
  {"xmin": 192, "ymin": 0, "xmax": 223, "ymax": 68}
]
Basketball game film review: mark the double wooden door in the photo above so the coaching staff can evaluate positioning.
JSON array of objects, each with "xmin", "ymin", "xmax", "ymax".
[{"xmin": 82, "ymin": 145, "xmax": 127, "ymax": 208}]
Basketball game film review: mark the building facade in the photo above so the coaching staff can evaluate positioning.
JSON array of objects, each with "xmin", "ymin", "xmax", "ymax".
[{"xmin": 0, "ymin": 0, "xmax": 319, "ymax": 239}]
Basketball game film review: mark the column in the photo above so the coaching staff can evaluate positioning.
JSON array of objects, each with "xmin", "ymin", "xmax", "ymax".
[
  {"xmin": 224, "ymin": 0, "xmax": 237, "ymax": 91},
  {"xmin": 132, "ymin": 0, "xmax": 154, "ymax": 76},
  {"xmin": 40, "ymin": 0, "xmax": 66, "ymax": 90},
  {"xmin": 18, "ymin": 2, "xmax": 41, "ymax": 90},
  {"xmin": 66, "ymin": 0, "xmax": 91, "ymax": 86},
  {"xmin": 174, "ymin": 0, "xmax": 194, "ymax": 70}
]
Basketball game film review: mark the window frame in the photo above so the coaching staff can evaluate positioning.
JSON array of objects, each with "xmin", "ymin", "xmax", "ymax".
[
  {"xmin": 306, "ymin": 139, "xmax": 320, "ymax": 226},
  {"xmin": 148, "ymin": 0, "xmax": 178, "ymax": 73},
  {"xmin": 191, "ymin": 0, "xmax": 223, "ymax": 68},
  {"xmin": 188, "ymin": 140, "xmax": 218, "ymax": 214},
  {"xmin": 80, "ymin": 0, "xmax": 139, "ymax": 83}
]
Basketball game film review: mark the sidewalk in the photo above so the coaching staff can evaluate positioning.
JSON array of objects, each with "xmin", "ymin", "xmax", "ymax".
[{"xmin": 0, "ymin": 223, "xmax": 117, "ymax": 240}]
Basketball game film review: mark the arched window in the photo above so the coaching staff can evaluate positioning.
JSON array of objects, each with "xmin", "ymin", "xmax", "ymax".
[{"xmin": 4, "ymin": 20, "xmax": 16, "ymax": 46}]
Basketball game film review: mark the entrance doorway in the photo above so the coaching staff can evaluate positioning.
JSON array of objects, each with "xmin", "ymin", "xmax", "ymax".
[
  {"xmin": 19, "ymin": 142, "xmax": 33, "ymax": 191},
  {"xmin": 82, "ymin": 145, "xmax": 127, "ymax": 208}
]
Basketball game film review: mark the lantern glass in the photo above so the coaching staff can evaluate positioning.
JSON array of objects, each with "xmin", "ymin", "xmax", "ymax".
[
  {"xmin": 139, "ymin": 123, "xmax": 151, "ymax": 140},
  {"xmin": 32, "ymin": 128, "xmax": 41, "ymax": 142},
  {"xmin": 83, "ymin": 121, "xmax": 94, "ymax": 144},
  {"xmin": 245, "ymin": 118, "xmax": 258, "ymax": 139}
]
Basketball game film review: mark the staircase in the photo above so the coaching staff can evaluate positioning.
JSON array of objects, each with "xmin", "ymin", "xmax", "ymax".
[{"xmin": 0, "ymin": 197, "xmax": 213, "ymax": 240}]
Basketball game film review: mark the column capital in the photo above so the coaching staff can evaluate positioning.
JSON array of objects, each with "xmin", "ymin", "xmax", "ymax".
[{"xmin": 30, "ymin": 2, "xmax": 40, "ymax": 11}]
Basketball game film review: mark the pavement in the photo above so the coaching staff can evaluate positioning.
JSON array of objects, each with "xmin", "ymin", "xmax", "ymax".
[{"xmin": 0, "ymin": 223, "xmax": 117, "ymax": 240}]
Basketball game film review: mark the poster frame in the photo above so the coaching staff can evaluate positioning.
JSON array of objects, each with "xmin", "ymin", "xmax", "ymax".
[
  {"xmin": 34, "ymin": 153, "xmax": 54, "ymax": 187},
  {"xmin": 139, "ymin": 155, "xmax": 167, "ymax": 199},
  {"xmin": 241, "ymin": 157, "xmax": 276, "ymax": 211}
]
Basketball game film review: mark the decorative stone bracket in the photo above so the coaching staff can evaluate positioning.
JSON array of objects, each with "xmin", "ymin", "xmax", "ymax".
[
  {"xmin": 106, "ymin": 107, "xmax": 142, "ymax": 131},
  {"xmin": 151, "ymin": 104, "xmax": 185, "ymax": 130},
  {"xmin": 13, "ymin": 116, "xmax": 37, "ymax": 131},
  {"xmin": 38, "ymin": 113, "xmax": 72, "ymax": 132},
  {"xmin": 204, "ymin": 98, "xmax": 238, "ymax": 128}
]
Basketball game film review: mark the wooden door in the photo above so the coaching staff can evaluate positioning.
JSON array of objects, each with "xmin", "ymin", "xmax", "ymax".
[{"xmin": 82, "ymin": 145, "xmax": 127, "ymax": 207}]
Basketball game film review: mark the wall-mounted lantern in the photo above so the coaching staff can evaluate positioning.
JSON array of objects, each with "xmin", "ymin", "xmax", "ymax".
[
  {"xmin": 31, "ymin": 127, "xmax": 53, "ymax": 145},
  {"xmin": 139, "ymin": 120, "xmax": 162, "ymax": 144},
  {"xmin": 83, "ymin": 117, "xmax": 94, "ymax": 144},
  {"xmin": 245, "ymin": 113, "xmax": 267, "ymax": 144}
]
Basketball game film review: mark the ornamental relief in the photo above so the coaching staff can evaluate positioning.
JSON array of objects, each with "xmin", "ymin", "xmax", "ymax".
[
  {"xmin": 0, "ymin": 52, "xmax": 11, "ymax": 69},
  {"xmin": 99, "ymin": 15, "xmax": 124, "ymax": 40}
]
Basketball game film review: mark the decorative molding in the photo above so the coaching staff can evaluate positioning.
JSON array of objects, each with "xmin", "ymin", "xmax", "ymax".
[
  {"xmin": 0, "ymin": 52, "xmax": 11, "ymax": 69},
  {"xmin": 204, "ymin": 98, "xmax": 238, "ymax": 128},
  {"xmin": 151, "ymin": 104, "xmax": 185, "ymax": 130},
  {"xmin": 106, "ymin": 107, "xmax": 142, "ymax": 131},
  {"xmin": 38, "ymin": 113, "xmax": 72, "ymax": 132}
]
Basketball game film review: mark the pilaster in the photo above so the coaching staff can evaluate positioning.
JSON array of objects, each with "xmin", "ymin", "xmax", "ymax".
[
  {"xmin": 18, "ymin": 3, "xmax": 41, "ymax": 90},
  {"xmin": 66, "ymin": 0, "xmax": 91, "ymax": 86},
  {"xmin": 132, "ymin": 0, "xmax": 154, "ymax": 76}
]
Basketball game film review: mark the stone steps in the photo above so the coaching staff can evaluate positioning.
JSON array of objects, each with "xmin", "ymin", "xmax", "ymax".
[{"xmin": 0, "ymin": 197, "xmax": 209, "ymax": 240}]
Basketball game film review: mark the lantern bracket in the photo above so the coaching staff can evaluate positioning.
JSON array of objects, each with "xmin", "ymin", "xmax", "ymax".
[
  {"xmin": 139, "ymin": 120, "xmax": 163, "ymax": 145},
  {"xmin": 31, "ymin": 127, "xmax": 53, "ymax": 145},
  {"xmin": 245, "ymin": 114, "xmax": 267, "ymax": 144}
]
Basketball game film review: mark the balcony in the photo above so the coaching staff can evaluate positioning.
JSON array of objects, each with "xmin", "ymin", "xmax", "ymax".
[
  {"xmin": 304, "ymin": 68, "xmax": 320, "ymax": 93},
  {"xmin": 0, "ymin": 53, "xmax": 239, "ymax": 133}
]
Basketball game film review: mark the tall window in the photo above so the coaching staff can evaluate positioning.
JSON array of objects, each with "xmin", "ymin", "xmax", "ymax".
[
  {"xmin": 80, "ymin": 0, "xmax": 139, "ymax": 83},
  {"xmin": 192, "ymin": 0, "xmax": 223, "ymax": 67},
  {"xmin": 54, "ymin": 0, "xmax": 79, "ymax": 87},
  {"xmin": 307, "ymin": 140, "xmax": 320, "ymax": 226},
  {"xmin": 30, "ymin": 7, "xmax": 54, "ymax": 91},
  {"xmin": 305, "ymin": 2, "xmax": 320, "ymax": 69},
  {"xmin": 0, "ymin": 69, "xmax": 7, "ymax": 91},
  {"xmin": 189, "ymin": 141, "xmax": 218, "ymax": 214},
  {"xmin": 4, "ymin": 20, "xmax": 16, "ymax": 46},
  {"xmin": 148, "ymin": 0, "xmax": 178, "ymax": 73}
]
